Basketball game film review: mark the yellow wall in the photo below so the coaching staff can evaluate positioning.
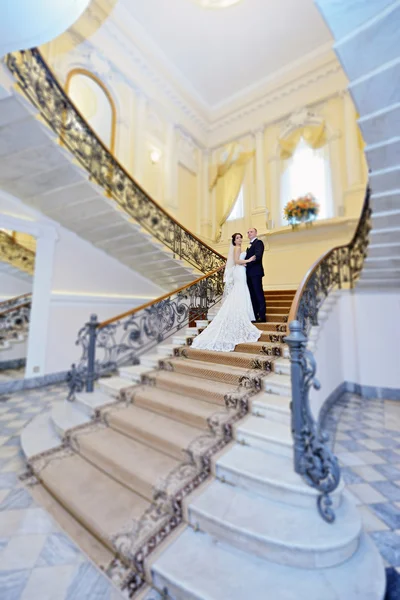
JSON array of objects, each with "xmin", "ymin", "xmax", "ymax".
[
  {"xmin": 177, "ymin": 165, "xmax": 198, "ymax": 234},
  {"xmin": 210, "ymin": 94, "xmax": 368, "ymax": 289}
]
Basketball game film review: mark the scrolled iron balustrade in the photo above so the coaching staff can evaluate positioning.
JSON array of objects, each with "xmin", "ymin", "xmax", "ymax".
[
  {"xmin": 5, "ymin": 49, "xmax": 225, "ymax": 275},
  {"xmin": 0, "ymin": 302, "xmax": 31, "ymax": 344},
  {"xmin": 67, "ymin": 267, "xmax": 224, "ymax": 400},
  {"xmin": 286, "ymin": 186, "xmax": 371, "ymax": 522}
]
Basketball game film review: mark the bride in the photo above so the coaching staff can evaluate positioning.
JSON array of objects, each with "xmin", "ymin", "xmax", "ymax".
[{"xmin": 191, "ymin": 233, "xmax": 261, "ymax": 352}]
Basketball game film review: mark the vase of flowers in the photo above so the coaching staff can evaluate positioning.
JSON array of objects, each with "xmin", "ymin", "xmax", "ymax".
[{"xmin": 284, "ymin": 194, "xmax": 320, "ymax": 228}]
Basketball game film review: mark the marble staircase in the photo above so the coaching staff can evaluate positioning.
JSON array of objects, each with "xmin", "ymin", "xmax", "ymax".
[
  {"xmin": 316, "ymin": 0, "xmax": 400, "ymax": 289},
  {"xmin": 0, "ymin": 62, "xmax": 203, "ymax": 291},
  {"xmin": 20, "ymin": 289, "xmax": 385, "ymax": 599}
]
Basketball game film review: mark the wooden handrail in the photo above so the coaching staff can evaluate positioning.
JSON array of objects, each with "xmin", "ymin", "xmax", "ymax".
[
  {"xmin": 0, "ymin": 293, "xmax": 32, "ymax": 308},
  {"xmin": 0, "ymin": 301, "xmax": 31, "ymax": 318},
  {"xmin": 98, "ymin": 265, "xmax": 225, "ymax": 329},
  {"xmin": 287, "ymin": 186, "xmax": 370, "ymax": 324},
  {"xmin": 11, "ymin": 49, "xmax": 224, "ymax": 264}
]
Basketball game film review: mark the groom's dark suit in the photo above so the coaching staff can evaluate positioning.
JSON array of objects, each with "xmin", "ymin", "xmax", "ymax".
[{"xmin": 245, "ymin": 238, "xmax": 266, "ymax": 322}]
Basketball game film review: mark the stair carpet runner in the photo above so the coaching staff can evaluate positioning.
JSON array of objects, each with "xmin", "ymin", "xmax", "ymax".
[{"xmin": 22, "ymin": 289, "xmax": 383, "ymax": 599}]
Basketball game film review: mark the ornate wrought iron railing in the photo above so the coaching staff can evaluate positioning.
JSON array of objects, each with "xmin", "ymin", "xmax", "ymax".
[
  {"xmin": 67, "ymin": 266, "xmax": 225, "ymax": 399},
  {"xmin": 0, "ymin": 293, "xmax": 32, "ymax": 313},
  {"xmin": 285, "ymin": 186, "xmax": 371, "ymax": 523},
  {"xmin": 0, "ymin": 301, "xmax": 31, "ymax": 345},
  {"xmin": 0, "ymin": 231, "xmax": 35, "ymax": 275},
  {"xmin": 5, "ymin": 49, "xmax": 225, "ymax": 275}
]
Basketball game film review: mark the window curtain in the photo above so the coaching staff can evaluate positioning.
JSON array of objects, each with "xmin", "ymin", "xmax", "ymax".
[
  {"xmin": 278, "ymin": 122, "xmax": 326, "ymax": 160},
  {"xmin": 210, "ymin": 143, "xmax": 254, "ymax": 241},
  {"xmin": 280, "ymin": 138, "xmax": 333, "ymax": 225}
]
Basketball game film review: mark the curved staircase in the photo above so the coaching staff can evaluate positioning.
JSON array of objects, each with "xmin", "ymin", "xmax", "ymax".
[
  {"xmin": 21, "ymin": 286, "xmax": 385, "ymax": 599},
  {"xmin": 0, "ymin": 50, "xmax": 224, "ymax": 291}
]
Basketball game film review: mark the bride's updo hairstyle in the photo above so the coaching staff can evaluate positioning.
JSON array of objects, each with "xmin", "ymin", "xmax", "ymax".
[{"xmin": 232, "ymin": 233, "xmax": 243, "ymax": 246}]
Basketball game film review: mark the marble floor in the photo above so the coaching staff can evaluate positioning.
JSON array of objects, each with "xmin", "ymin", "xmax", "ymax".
[
  {"xmin": 325, "ymin": 393, "xmax": 400, "ymax": 599},
  {"xmin": 0, "ymin": 385, "xmax": 399, "ymax": 599}
]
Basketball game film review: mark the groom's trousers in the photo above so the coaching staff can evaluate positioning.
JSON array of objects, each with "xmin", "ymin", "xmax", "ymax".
[{"xmin": 247, "ymin": 275, "xmax": 266, "ymax": 321}]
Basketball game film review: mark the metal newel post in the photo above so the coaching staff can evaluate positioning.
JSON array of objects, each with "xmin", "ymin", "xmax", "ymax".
[
  {"xmin": 285, "ymin": 320, "xmax": 308, "ymax": 475},
  {"xmin": 86, "ymin": 314, "xmax": 98, "ymax": 393}
]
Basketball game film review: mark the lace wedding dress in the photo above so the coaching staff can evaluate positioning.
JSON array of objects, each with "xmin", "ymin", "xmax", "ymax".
[{"xmin": 191, "ymin": 251, "xmax": 261, "ymax": 352}]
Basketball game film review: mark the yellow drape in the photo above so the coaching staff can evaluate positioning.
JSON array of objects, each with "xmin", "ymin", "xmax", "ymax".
[
  {"xmin": 278, "ymin": 122, "xmax": 326, "ymax": 160},
  {"xmin": 212, "ymin": 145, "xmax": 254, "ymax": 241}
]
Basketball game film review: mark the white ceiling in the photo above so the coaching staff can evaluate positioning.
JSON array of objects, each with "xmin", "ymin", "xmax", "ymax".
[{"xmin": 120, "ymin": 0, "xmax": 333, "ymax": 107}]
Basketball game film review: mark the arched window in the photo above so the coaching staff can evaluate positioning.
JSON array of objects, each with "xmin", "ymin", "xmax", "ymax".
[
  {"xmin": 280, "ymin": 137, "xmax": 333, "ymax": 225},
  {"xmin": 65, "ymin": 69, "xmax": 116, "ymax": 154},
  {"xmin": 227, "ymin": 185, "xmax": 244, "ymax": 221}
]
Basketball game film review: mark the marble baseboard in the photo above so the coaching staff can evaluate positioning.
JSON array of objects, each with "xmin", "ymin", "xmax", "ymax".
[
  {"xmin": 0, "ymin": 358, "xmax": 26, "ymax": 371},
  {"xmin": 0, "ymin": 371, "xmax": 67, "ymax": 395}
]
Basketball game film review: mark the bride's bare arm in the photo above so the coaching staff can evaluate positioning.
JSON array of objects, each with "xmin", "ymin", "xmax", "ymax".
[{"xmin": 234, "ymin": 247, "xmax": 256, "ymax": 265}]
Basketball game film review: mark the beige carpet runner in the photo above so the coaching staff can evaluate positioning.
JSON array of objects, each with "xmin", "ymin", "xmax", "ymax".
[{"xmin": 24, "ymin": 289, "xmax": 295, "ymax": 596}]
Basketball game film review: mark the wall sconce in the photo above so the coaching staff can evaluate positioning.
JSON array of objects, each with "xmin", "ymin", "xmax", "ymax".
[{"xmin": 150, "ymin": 149, "xmax": 161, "ymax": 164}]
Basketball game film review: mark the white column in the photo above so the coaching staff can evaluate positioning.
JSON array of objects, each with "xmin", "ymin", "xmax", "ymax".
[
  {"xmin": 254, "ymin": 128, "xmax": 267, "ymax": 210},
  {"xmin": 343, "ymin": 91, "xmax": 363, "ymax": 188},
  {"xmin": 267, "ymin": 155, "xmax": 280, "ymax": 229},
  {"xmin": 196, "ymin": 149, "xmax": 204, "ymax": 235},
  {"xmin": 164, "ymin": 123, "xmax": 178, "ymax": 211},
  {"xmin": 133, "ymin": 91, "xmax": 147, "ymax": 184},
  {"xmin": 26, "ymin": 230, "xmax": 57, "ymax": 377}
]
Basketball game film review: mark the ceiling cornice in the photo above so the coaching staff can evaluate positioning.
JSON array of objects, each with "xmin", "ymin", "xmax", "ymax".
[{"xmin": 67, "ymin": 2, "xmax": 347, "ymax": 148}]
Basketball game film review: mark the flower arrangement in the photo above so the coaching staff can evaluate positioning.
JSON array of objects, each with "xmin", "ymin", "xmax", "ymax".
[{"xmin": 284, "ymin": 194, "xmax": 320, "ymax": 227}]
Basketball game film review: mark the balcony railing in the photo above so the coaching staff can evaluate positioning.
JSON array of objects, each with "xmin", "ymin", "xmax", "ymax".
[
  {"xmin": 6, "ymin": 49, "xmax": 225, "ymax": 276},
  {"xmin": 67, "ymin": 266, "xmax": 225, "ymax": 399}
]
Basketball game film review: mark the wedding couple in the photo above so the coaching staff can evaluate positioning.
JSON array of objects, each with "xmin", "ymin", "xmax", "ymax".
[{"xmin": 192, "ymin": 228, "xmax": 266, "ymax": 353}]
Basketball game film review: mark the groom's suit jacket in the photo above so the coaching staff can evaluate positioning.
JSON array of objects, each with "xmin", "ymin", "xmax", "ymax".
[{"xmin": 245, "ymin": 239, "xmax": 265, "ymax": 277}]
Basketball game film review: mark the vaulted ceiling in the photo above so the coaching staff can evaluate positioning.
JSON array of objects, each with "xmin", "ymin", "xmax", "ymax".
[{"xmin": 120, "ymin": 0, "xmax": 333, "ymax": 107}]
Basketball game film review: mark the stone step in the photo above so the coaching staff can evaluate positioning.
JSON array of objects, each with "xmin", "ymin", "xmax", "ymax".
[
  {"xmin": 258, "ymin": 331, "xmax": 286, "ymax": 343},
  {"xmin": 152, "ymin": 528, "xmax": 385, "ymax": 600},
  {"xmin": 21, "ymin": 410, "xmax": 62, "ymax": 460},
  {"xmin": 273, "ymin": 358, "xmax": 290, "ymax": 375},
  {"xmin": 187, "ymin": 481, "xmax": 360, "ymax": 568},
  {"xmin": 173, "ymin": 346, "xmax": 276, "ymax": 372},
  {"xmin": 140, "ymin": 353, "xmax": 162, "ymax": 368},
  {"xmin": 126, "ymin": 385, "xmax": 231, "ymax": 431},
  {"xmin": 160, "ymin": 358, "xmax": 261, "ymax": 388},
  {"xmin": 51, "ymin": 401, "xmax": 91, "ymax": 438},
  {"xmin": 118, "ymin": 364, "xmax": 152, "ymax": 383},
  {"xmin": 72, "ymin": 426, "xmax": 181, "ymax": 501},
  {"xmin": 213, "ymin": 443, "xmax": 343, "ymax": 509},
  {"xmin": 35, "ymin": 452, "xmax": 151, "ymax": 561},
  {"xmin": 235, "ymin": 416, "xmax": 292, "ymax": 457},
  {"xmin": 148, "ymin": 370, "xmax": 245, "ymax": 407},
  {"xmin": 98, "ymin": 376, "xmax": 134, "ymax": 397},
  {"xmin": 74, "ymin": 390, "xmax": 115, "ymax": 417},
  {"xmin": 156, "ymin": 344, "xmax": 176, "ymax": 356},
  {"xmin": 267, "ymin": 306, "xmax": 291, "ymax": 315},
  {"xmin": 251, "ymin": 392, "xmax": 291, "ymax": 424},
  {"xmin": 263, "ymin": 373, "xmax": 291, "ymax": 396},
  {"xmin": 266, "ymin": 314, "xmax": 288, "ymax": 323},
  {"xmin": 105, "ymin": 404, "xmax": 211, "ymax": 463},
  {"xmin": 234, "ymin": 341, "xmax": 287, "ymax": 358}
]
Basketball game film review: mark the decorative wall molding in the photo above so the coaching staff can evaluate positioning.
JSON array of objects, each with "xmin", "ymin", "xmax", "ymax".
[
  {"xmin": 60, "ymin": 4, "xmax": 347, "ymax": 149},
  {"xmin": 177, "ymin": 131, "xmax": 199, "ymax": 175}
]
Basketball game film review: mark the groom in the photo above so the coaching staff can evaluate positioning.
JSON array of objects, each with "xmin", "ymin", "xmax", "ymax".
[{"xmin": 245, "ymin": 228, "xmax": 266, "ymax": 322}]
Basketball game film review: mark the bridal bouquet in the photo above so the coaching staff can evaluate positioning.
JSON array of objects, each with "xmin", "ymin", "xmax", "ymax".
[{"xmin": 284, "ymin": 194, "xmax": 319, "ymax": 226}]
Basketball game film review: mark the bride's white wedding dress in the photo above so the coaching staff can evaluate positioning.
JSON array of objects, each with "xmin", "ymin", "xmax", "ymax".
[{"xmin": 191, "ymin": 251, "xmax": 261, "ymax": 352}]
